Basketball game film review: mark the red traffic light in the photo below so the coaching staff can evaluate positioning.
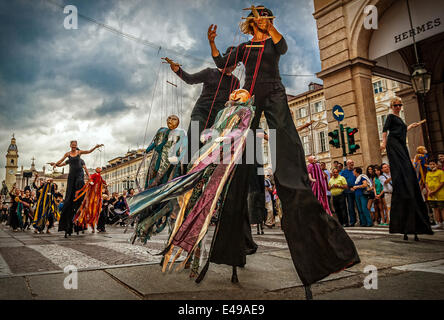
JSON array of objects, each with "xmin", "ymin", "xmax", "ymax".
[{"xmin": 347, "ymin": 128, "xmax": 358, "ymax": 136}]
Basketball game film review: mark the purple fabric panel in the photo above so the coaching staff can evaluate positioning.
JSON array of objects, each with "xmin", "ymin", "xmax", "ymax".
[{"xmin": 172, "ymin": 164, "xmax": 228, "ymax": 252}]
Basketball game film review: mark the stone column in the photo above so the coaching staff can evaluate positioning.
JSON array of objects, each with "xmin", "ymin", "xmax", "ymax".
[{"xmin": 397, "ymin": 87, "xmax": 424, "ymax": 157}]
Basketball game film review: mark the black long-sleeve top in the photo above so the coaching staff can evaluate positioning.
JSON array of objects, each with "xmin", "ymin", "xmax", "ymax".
[
  {"xmin": 213, "ymin": 37, "xmax": 288, "ymax": 90},
  {"xmin": 175, "ymin": 67, "xmax": 240, "ymax": 117}
]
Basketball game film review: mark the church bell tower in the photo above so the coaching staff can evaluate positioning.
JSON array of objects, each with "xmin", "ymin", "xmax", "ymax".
[{"xmin": 5, "ymin": 134, "xmax": 19, "ymax": 191}]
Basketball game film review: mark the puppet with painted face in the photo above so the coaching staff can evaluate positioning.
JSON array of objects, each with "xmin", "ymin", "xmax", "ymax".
[
  {"xmin": 130, "ymin": 115, "xmax": 187, "ymax": 243},
  {"xmin": 144, "ymin": 115, "xmax": 187, "ymax": 189},
  {"xmin": 73, "ymin": 167, "xmax": 107, "ymax": 232}
]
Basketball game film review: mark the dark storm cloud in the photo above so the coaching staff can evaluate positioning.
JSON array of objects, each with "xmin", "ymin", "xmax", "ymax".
[{"xmin": 94, "ymin": 96, "xmax": 136, "ymax": 116}]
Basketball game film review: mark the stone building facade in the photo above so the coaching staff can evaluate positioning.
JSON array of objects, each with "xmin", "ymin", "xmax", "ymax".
[{"xmin": 312, "ymin": 0, "xmax": 444, "ymax": 167}]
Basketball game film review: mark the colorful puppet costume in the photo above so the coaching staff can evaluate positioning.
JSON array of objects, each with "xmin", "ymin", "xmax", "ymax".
[
  {"xmin": 413, "ymin": 146, "xmax": 428, "ymax": 193},
  {"xmin": 73, "ymin": 170, "xmax": 106, "ymax": 230},
  {"xmin": 128, "ymin": 99, "xmax": 255, "ymax": 276},
  {"xmin": 32, "ymin": 182, "xmax": 59, "ymax": 232},
  {"xmin": 308, "ymin": 161, "xmax": 332, "ymax": 215},
  {"xmin": 132, "ymin": 126, "xmax": 187, "ymax": 243}
]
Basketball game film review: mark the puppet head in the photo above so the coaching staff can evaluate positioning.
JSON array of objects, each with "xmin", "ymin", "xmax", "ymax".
[
  {"xmin": 95, "ymin": 167, "xmax": 102, "ymax": 173},
  {"xmin": 416, "ymin": 146, "xmax": 427, "ymax": 155},
  {"xmin": 229, "ymin": 89, "xmax": 251, "ymax": 103},
  {"xmin": 307, "ymin": 155, "xmax": 316, "ymax": 164},
  {"xmin": 167, "ymin": 115, "xmax": 180, "ymax": 130}
]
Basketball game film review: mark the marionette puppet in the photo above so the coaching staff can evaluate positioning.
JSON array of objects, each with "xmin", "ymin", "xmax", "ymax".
[
  {"xmin": 414, "ymin": 145, "xmax": 429, "ymax": 193},
  {"xmin": 73, "ymin": 167, "xmax": 107, "ymax": 232},
  {"xmin": 128, "ymin": 88, "xmax": 257, "ymax": 280},
  {"xmin": 130, "ymin": 115, "xmax": 187, "ymax": 244}
]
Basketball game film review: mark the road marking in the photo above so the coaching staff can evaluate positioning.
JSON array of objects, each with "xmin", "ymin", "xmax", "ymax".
[
  {"xmin": 393, "ymin": 259, "xmax": 444, "ymax": 275},
  {"xmin": 91, "ymin": 242, "xmax": 163, "ymax": 262},
  {"xmin": 0, "ymin": 252, "xmax": 12, "ymax": 277},
  {"xmin": 28, "ymin": 244, "xmax": 108, "ymax": 270},
  {"xmin": 254, "ymin": 240, "xmax": 288, "ymax": 249},
  {"xmin": 345, "ymin": 230, "xmax": 388, "ymax": 235}
]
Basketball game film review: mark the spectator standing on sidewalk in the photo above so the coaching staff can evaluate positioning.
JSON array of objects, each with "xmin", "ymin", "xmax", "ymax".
[
  {"xmin": 366, "ymin": 165, "xmax": 377, "ymax": 223},
  {"xmin": 438, "ymin": 153, "xmax": 444, "ymax": 170},
  {"xmin": 426, "ymin": 158, "xmax": 444, "ymax": 229},
  {"xmin": 352, "ymin": 167, "xmax": 373, "ymax": 227},
  {"xmin": 374, "ymin": 166, "xmax": 387, "ymax": 225},
  {"xmin": 328, "ymin": 168, "xmax": 348, "ymax": 226},
  {"xmin": 264, "ymin": 175, "xmax": 275, "ymax": 228},
  {"xmin": 379, "ymin": 163, "xmax": 392, "ymax": 225},
  {"xmin": 341, "ymin": 159, "xmax": 357, "ymax": 226},
  {"xmin": 321, "ymin": 162, "xmax": 334, "ymax": 214}
]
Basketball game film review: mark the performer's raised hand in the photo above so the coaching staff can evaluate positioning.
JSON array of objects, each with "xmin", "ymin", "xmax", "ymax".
[{"xmin": 208, "ymin": 24, "xmax": 217, "ymax": 43}]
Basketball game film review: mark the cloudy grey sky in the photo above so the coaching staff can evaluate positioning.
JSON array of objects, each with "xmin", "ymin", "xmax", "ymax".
[{"xmin": 0, "ymin": 0, "xmax": 321, "ymax": 181}]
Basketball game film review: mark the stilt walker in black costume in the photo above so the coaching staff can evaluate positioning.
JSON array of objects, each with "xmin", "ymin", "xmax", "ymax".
[
  {"xmin": 50, "ymin": 141, "xmax": 103, "ymax": 238},
  {"xmin": 380, "ymin": 97, "xmax": 432, "ymax": 241},
  {"xmin": 206, "ymin": 5, "xmax": 360, "ymax": 298}
]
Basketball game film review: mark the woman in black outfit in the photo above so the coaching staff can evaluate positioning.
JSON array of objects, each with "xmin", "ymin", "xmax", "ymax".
[
  {"xmin": 381, "ymin": 97, "xmax": 432, "ymax": 240},
  {"xmin": 50, "ymin": 141, "xmax": 102, "ymax": 238},
  {"xmin": 206, "ymin": 6, "xmax": 360, "ymax": 292}
]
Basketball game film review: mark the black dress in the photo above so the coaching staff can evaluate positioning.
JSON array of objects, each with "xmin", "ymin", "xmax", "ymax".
[
  {"xmin": 210, "ymin": 37, "xmax": 360, "ymax": 286},
  {"xmin": 383, "ymin": 114, "xmax": 433, "ymax": 235},
  {"xmin": 58, "ymin": 154, "xmax": 85, "ymax": 234}
]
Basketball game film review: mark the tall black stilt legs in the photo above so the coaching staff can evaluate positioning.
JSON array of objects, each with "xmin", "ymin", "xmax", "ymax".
[
  {"xmin": 257, "ymin": 224, "xmax": 260, "ymax": 235},
  {"xmin": 304, "ymin": 285, "xmax": 313, "ymax": 300},
  {"xmin": 231, "ymin": 266, "xmax": 239, "ymax": 283}
]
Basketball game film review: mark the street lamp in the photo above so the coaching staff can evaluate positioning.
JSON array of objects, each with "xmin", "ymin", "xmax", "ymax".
[{"xmin": 411, "ymin": 63, "xmax": 431, "ymax": 95}]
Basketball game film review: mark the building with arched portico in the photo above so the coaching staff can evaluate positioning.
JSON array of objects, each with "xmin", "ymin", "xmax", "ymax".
[{"xmin": 313, "ymin": 0, "xmax": 443, "ymax": 167}]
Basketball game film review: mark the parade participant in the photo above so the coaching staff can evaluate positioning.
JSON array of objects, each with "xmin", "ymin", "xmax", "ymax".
[
  {"xmin": 97, "ymin": 194, "xmax": 110, "ymax": 233},
  {"xmin": 73, "ymin": 167, "xmax": 107, "ymax": 233},
  {"xmin": 49, "ymin": 141, "xmax": 103, "ymax": 238},
  {"xmin": 426, "ymin": 158, "xmax": 444, "ymax": 230},
  {"xmin": 208, "ymin": 5, "xmax": 359, "ymax": 294},
  {"xmin": 21, "ymin": 187, "xmax": 34, "ymax": 230},
  {"xmin": 381, "ymin": 97, "xmax": 432, "ymax": 240},
  {"xmin": 164, "ymin": 56, "xmax": 239, "ymax": 166},
  {"xmin": 8, "ymin": 184, "xmax": 20, "ymax": 232},
  {"xmin": 32, "ymin": 178, "xmax": 58, "ymax": 234},
  {"xmin": 307, "ymin": 156, "xmax": 332, "ymax": 215}
]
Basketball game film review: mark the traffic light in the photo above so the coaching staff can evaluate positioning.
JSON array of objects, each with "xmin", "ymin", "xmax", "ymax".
[
  {"xmin": 346, "ymin": 127, "xmax": 360, "ymax": 154},
  {"xmin": 328, "ymin": 130, "xmax": 340, "ymax": 148}
]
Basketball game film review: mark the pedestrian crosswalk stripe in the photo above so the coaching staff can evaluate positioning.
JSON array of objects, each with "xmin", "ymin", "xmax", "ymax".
[
  {"xmin": 28, "ymin": 244, "xmax": 108, "ymax": 270},
  {"xmin": 393, "ymin": 259, "xmax": 444, "ymax": 275},
  {"xmin": 254, "ymin": 240, "xmax": 288, "ymax": 249},
  {"xmin": 91, "ymin": 242, "xmax": 163, "ymax": 262},
  {"xmin": 345, "ymin": 230, "xmax": 388, "ymax": 235},
  {"xmin": 0, "ymin": 253, "xmax": 12, "ymax": 277}
]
